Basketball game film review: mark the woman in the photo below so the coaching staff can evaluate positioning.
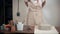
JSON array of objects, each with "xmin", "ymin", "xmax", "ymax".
[{"xmin": 24, "ymin": 0, "xmax": 46, "ymax": 26}]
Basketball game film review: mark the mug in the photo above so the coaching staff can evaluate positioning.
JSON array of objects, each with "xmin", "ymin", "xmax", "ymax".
[{"xmin": 17, "ymin": 22, "xmax": 24, "ymax": 31}]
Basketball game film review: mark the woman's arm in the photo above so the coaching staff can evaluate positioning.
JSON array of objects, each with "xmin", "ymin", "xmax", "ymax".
[
  {"xmin": 42, "ymin": 0, "xmax": 46, "ymax": 8},
  {"xmin": 24, "ymin": 0, "xmax": 28, "ymax": 7}
]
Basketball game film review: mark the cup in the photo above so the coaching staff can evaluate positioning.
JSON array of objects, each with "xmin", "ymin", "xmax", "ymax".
[{"xmin": 17, "ymin": 22, "xmax": 24, "ymax": 31}]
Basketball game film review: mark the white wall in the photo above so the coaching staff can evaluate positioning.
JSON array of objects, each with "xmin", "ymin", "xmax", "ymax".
[
  {"xmin": 13, "ymin": 0, "xmax": 60, "ymax": 26},
  {"xmin": 13, "ymin": 0, "xmax": 27, "ymax": 22},
  {"xmin": 43, "ymin": 0, "xmax": 60, "ymax": 26},
  {"xmin": 59, "ymin": 0, "xmax": 60, "ymax": 26}
]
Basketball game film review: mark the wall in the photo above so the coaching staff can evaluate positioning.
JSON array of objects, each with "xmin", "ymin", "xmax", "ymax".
[
  {"xmin": 13, "ymin": 0, "xmax": 27, "ymax": 22},
  {"xmin": 13, "ymin": 0, "xmax": 60, "ymax": 26},
  {"xmin": 43, "ymin": 0, "xmax": 60, "ymax": 26},
  {"xmin": 58, "ymin": 0, "xmax": 60, "ymax": 26}
]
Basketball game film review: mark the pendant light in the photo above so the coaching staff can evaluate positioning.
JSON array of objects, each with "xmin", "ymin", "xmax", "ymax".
[{"xmin": 17, "ymin": 0, "xmax": 20, "ymax": 16}]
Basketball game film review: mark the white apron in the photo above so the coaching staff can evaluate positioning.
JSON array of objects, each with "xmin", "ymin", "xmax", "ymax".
[{"xmin": 24, "ymin": 0, "xmax": 44, "ymax": 26}]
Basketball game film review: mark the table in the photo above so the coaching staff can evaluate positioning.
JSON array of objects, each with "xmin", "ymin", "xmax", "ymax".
[
  {"xmin": 0, "ymin": 25, "xmax": 34, "ymax": 34},
  {"xmin": 0, "ymin": 26, "xmax": 60, "ymax": 34}
]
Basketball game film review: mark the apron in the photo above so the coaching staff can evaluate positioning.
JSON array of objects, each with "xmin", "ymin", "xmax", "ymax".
[{"xmin": 24, "ymin": 0, "xmax": 44, "ymax": 26}]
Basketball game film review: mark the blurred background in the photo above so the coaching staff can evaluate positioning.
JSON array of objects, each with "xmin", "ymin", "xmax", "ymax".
[
  {"xmin": 0, "ymin": 0, "xmax": 60, "ymax": 26},
  {"xmin": 13, "ymin": 0, "xmax": 60, "ymax": 26},
  {"xmin": 0, "ymin": 0, "xmax": 12, "ymax": 26}
]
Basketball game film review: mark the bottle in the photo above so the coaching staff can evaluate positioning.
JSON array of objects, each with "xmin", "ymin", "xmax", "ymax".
[{"xmin": 0, "ymin": 24, "xmax": 5, "ymax": 30}]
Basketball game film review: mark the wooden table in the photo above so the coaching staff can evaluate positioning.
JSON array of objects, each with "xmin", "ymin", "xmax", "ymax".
[
  {"xmin": 0, "ymin": 25, "xmax": 34, "ymax": 34},
  {"xmin": 0, "ymin": 26, "xmax": 60, "ymax": 34}
]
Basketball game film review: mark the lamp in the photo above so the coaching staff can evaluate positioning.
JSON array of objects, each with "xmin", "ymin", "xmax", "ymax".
[{"xmin": 17, "ymin": 0, "xmax": 20, "ymax": 16}]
